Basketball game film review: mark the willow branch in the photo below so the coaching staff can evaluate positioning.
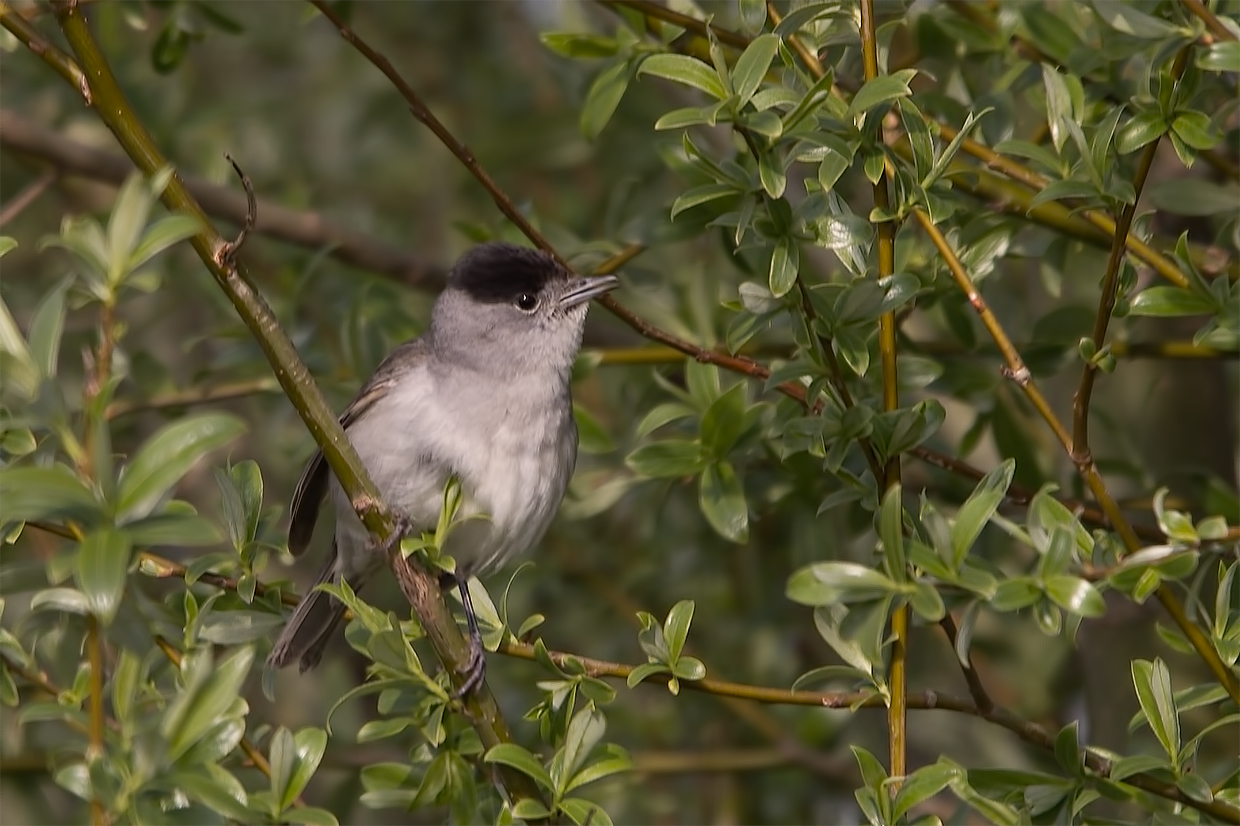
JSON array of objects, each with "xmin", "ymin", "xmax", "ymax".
[
  {"xmin": 858, "ymin": 0, "xmax": 907, "ymax": 783},
  {"xmin": 914, "ymin": 206, "xmax": 1240, "ymax": 705},
  {"xmin": 0, "ymin": 2, "xmax": 90, "ymax": 102},
  {"xmin": 1073, "ymin": 48, "xmax": 1190, "ymax": 475},
  {"xmin": 1183, "ymin": 0, "xmax": 1238, "ymax": 41},
  {"xmin": 0, "ymin": 167, "xmax": 57, "ymax": 227},
  {"xmin": 495, "ymin": 639, "xmax": 1238, "ymax": 822},
  {"xmin": 0, "ymin": 109, "xmax": 445, "ymax": 288},
  {"xmin": 44, "ymin": 3, "xmax": 540, "ymax": 809}
]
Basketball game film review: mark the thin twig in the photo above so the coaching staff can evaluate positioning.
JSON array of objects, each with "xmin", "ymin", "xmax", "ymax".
[
  {"xmin": 1072, "ymin": 48, "xmax": 1190, "ymax": 472},
  {"xmin": 0, "ymin": 2, "xmax": 90, "ymax": 103},
  {"xmin": 0, "ymin": 168, "xmax": 58, "ymax": 227},
  {"xmin": 939, "ymin": 615, "xmax": 993, "ymax": 713},
  {"xmin": 914, "ymin": 206, "xmax": 1240, "ymax": 704},
  {"xmin": 44, "ymin": 3, "xmax": 539, "ymax": 810},
  {"xmin": 495, "ymin": 639, "xmax": 1238, "ymax": 823},
  {"xmin": 0, "ymin": 110, "xmax": 446, "ymax": 288}
]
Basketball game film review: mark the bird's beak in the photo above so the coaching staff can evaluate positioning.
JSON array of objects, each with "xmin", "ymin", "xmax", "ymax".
[{"xmin": 559, "ymin": 274, "xmax": 619, "ymax": 309}]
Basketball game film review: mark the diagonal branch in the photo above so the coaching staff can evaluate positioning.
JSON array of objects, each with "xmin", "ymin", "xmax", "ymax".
[
  {"xmin": 914, "ymin": 206, "xmax": 1240, "ymax": 705},
  {"xmin": 0, "ymin": 109, "xmax": 445, "ymax": 288},
  {"xmin": 43, "ymin": 1, "xmax": 544, "ymax": 811}
]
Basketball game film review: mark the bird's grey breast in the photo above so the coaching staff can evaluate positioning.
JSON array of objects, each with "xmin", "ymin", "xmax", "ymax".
[{"xmin": 334, "ymin": 363, "xmax": 577, "ymax": 576}]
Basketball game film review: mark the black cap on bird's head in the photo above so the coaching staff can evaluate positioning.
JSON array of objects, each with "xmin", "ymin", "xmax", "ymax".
[
  {"xmin": 448, "ymin": 242, "xmax": 564, "ymax": 305},
  {"xmin": 431, "ymin": 242, "xmax": 619, "ymax": 374}
]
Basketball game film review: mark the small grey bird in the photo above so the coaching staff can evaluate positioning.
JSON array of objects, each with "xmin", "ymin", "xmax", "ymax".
[{"xmin": 267, "ymin": 242, "xmax": 617, "ymax": 693}]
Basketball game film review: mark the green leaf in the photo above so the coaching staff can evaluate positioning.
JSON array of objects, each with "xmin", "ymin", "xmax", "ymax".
[
  {"xmin": 128, "ymin": 214, "xmax": 200, "ymax": 273},
  {"xmin": 282, "ymin": 728, "xmax": 327, "ymax": 811},
  {"xmin": 559, "ymin": 797, "xmax": 614, "ymax": 826},
  {"xmin": 280, "ymin": 807, "xmax": 339, "ymax": 826},
  {"xmin": 169, "ymin": 765, "xmax": 252, "ymax": 822},
  {"xmin": 700, "ymin": 382, "xmax": 748, "ymax": 458},
  {"xmin": 1116, "ymin": 109, "xmax": 1167, "ymax": 154},
  {"xmin": 74, "ymin": 528, "xmax": 132, "ymax": 625},
  {"xmin": 635, "ymin": 402, "xmax": 696, "ymax": 438},
  {"xmin": 1054, "ymin": 720, "xmax": 1083, "ymax": 774},
  {"xmin": 923, "ymin": 108, "xmax": 992, "ymax": 190},
  {"xmin": 671, "ymin": 183, "xmax": 738, "ymax": 219},
  {"xmin": 1089, "ymin": 0, "xmax": 1182, "ymax": 39},
  {"xmin": 486, "ymin": 743, "xmax": 553, "ymax": 791},
  {"xmin": 768, "ymin": 237, "xmax": 799, "ymax": 297},
  {"xmin": 698, "ymin": 461, "xmax": 749, "ymax": 543},
  {"xmin": 1129, "ymin": 286, "xmax": 1216, "ymax": 317},
  {"xmin": 107, "ymin": 170, "xmax": 156, "ymax": 280},
  {"xmin": 117, "ymin": 413, "xmax": 246, "ymax": 522},
  {"xmin": 787, "ymin": 562, "xmax": 903, "ymax": 606},
  {"xmin": 662, "ymin": 599, "xmax": 695, "ymax": 663},
  {"xmin": 581, "ymin": 60, "xmax": 631, "ymax": 139},
  {"xmin": 758, "ymin": 151, "xmax": 786, "ymax": 198},
  {"xmin": 1198, "ymin": 41, "xmax": 1240, "ymax": 72},
  {"xmin": 893, "ymin": 761, "xmax": 962, "ymax": 821},
  {"xmin": 1044, "ymin": 575, "xmax": 1105, "ymax": 618},
  {"xmin": 638, "ymin": 54, "xmax": 728, "ymax": 100},
  {"xmin": 879, "ymin": 485, "xmax": 906, "ymax": 580},
  {"xmin": 0, "ymin": 295, "xmax": 38, "ymax": 399},
  {"xmin": 198, "ymin": 611, "xmax": 285, "ymax": 644},
  {"xmin": 951, "ymin": 460, "xmax": 1014, "ymax": 569},
  {"xmin": 1027, "ymin": 178, "xmax": 1099, "ymax": 209},
  {"xmin": 540, "ymin": 32, "xmax": 621, "ymax": 59},
  {"xmin": 626, "ymin": 439, "xmax": 704, "ymax": 478},
  {"xmin": 1131, "ymin": 658, "xmax": 1180, "ymax": 765},
  {"xmin": 162, "ymin": 647, "xmax": 253, "ymax": 763},
  {"xmin": 126, "ymin": 511, "xmax": 223, "ymax": 547},
  {"xmin": 0, "ymin": 464, "xmax": 103, "ymax": 525},
  {"xmin": 27, "ymin": 279, "xmax": 69, "ymax": 381},
  {"xmin": 847, "ymin": 70, "xmax": 916, "ymax": 117},
  {"xmin": 909, "ymin": 582, "xmax": 946, "ymax": 622},
  {"xmin": 563, "ymin": 744, "xmax": 632, "ymax": 795},
  {"xmin": 732, "ymin": 34, "xmax": 778, "ymax": 107},
  {"xmin": 1171, "ymin": 111, "xmax": 1222, "ymax": 150}
]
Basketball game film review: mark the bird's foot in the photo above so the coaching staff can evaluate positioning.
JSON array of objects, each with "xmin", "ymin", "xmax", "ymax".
[
  {"xmin": 451, "ymin": 574, "xmax": 487, "ymax": 698},
  {"xmin": 454, "ymin": 629, "xmax": 487, "ymax": 698},
  {"xmin": 378, "ymin": 511, "xmax": 416, "ymax": 557}
]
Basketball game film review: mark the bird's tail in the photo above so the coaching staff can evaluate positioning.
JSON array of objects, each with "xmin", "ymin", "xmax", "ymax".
[{"xmin": 267, "ymin": 543, "xmax": 362, "ymax": 673}]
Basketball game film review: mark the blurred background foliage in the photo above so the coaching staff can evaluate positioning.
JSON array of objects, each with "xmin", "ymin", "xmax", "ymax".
[{"xmin": 1, "ymin": 0, "xmax": 1238, "ymax": 824}]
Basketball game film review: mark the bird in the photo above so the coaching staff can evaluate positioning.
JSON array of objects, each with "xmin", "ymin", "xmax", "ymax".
[{"xmin": 267, "ymin": 242, "xmax": 618, "ymax": 694}]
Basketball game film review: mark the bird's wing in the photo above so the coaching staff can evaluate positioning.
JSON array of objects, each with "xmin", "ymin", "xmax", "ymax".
[{"xmin": 287, "ymin": 337, "xmax": 430, "ymax": 556}]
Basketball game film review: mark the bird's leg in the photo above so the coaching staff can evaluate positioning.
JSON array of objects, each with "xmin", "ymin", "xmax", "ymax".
[{"xmin": 449, "ymin": 573, "xmax": 487, "ymax": 697}]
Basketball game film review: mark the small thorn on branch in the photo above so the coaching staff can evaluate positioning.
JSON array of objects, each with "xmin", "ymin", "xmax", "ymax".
[{"xmin": 214, "ymin": 152, "xmax": 256, "ymax": 268}]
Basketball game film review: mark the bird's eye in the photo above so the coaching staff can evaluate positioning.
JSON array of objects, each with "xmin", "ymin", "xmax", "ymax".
[{"xmin": 515, "ymin": 293, "xmax": 539, "ymax": 312}]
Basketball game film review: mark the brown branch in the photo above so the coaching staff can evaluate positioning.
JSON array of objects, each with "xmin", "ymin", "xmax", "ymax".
[
  {"xmin": 1073, "ymin": 48, "xmax": 1190, "ymax": 485},
  {"xmin": 0, "ymin": 167, "xmax": 57, "ymax": 227},
  {"xmin": 1183, "ymin": 0, "xmax": 1238, "ymax": 41},
  {"xmin": 496, "ymin": 639, "xmax": 1239, "ymax": 823},
  {"xmin": 0, "ymin": 110, "xmax": 445, "ymax": 288},
  {"xmin": 0, "ymin": 2, "xmax": 90, "ymax": 103},
  {"xmin": 939, "ymin": 614, "xmax": 993, "ymax": 714},
  {"xmin": 914, "ymin": 206, "xmax": 1240, "ymax": 705}
]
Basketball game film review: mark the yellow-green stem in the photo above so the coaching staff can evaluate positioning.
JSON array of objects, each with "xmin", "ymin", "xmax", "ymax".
[
  {"xmin": 859, "ymin": 0, "xmax": 906, "ymax": 785},
  {"xmin": 915, "ymin": 207, "xmax": 1240, "ymax": 704},
  {"xmin": 47, "ymin": 1, "xmax": 544, "ymax": 807}
]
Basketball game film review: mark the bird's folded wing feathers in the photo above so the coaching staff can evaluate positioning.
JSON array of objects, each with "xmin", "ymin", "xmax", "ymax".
[{"xmin": 286, "ymin": 338, "xmax": 429, "ymax": 556}]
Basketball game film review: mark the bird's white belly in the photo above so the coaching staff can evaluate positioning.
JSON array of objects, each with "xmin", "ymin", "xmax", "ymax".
[{"xmin": 331, "ymin": 375, "xmax": 574, "ymax": 577}]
